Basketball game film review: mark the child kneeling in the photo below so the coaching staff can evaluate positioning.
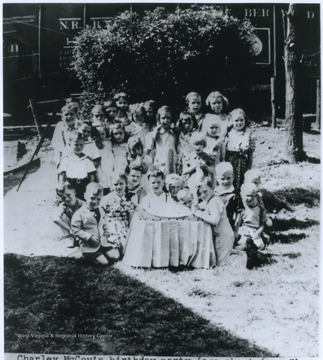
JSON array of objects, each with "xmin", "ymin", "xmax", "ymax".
[{"xmin": 71, "ymin": 183, "xmax": 121, "ymax": 266}]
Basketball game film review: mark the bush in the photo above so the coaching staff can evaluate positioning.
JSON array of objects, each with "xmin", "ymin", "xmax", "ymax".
[{"xmin": 71, "ymin": 5, "xmax": 257, "ymax": 118}]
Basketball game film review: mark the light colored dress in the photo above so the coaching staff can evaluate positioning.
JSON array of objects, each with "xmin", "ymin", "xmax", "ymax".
[
  {"xmin": 146, "ymin": 127, "xmax": 177, "ymax": 175},
  {"xmin": 194, "ymin": 195, "xmax": 234, "ymax": 265},
  {"xmin": 101, "ymin": 192, "xmax": 131, "ymax": 250}
]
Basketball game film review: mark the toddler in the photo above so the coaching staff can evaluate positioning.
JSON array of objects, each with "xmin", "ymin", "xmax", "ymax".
[
  {"xmin": 234, "ymin": 182, "xmax": 272, "ymax": 251},
  {"xmin": 101, "ymin": 172, "xmax": 133, "ymax": 252},
  {"xmin": 177, "ymin": 187, "xmax": 193, "ymax": 210},
  {"xmin": 182, "ymin": 131, "xmax": 215, "ymax": 192},
  {"xmin": 192, "ymin": 178, "xmax": 234, "ymax": 265},
  {"xmin": 145, "ymin": 105, "xmax": 177, "ymax": 176},
  {"xmin": 201, "ymin": 114, "xmax": 225, "ymax": 168},
  {"xmin": 205, "ymin": 91, "xmax": 230, "ymax": 138},
  {"xmin": 58, "ymin": 132, "xmax": 97, "ymax": 200},
  {"xmin": 52, "ymin": 181, "xmax": 84, "ymax": 241},
  {"xmin": 165, "ymin": 173, "xmax": 184, "ymax": 202},
  {"xmin": 214, "ymin": 162, "xmax": 240, "ymax": 230},
  {"xmin": 225, "ymin": 108, "xmax": 255, "ymax": 191},
  {"xmin": 71, "ymin": 183, "xmax": 121, "ymax": 266}
]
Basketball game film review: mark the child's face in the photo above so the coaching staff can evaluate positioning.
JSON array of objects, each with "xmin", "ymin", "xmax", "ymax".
[
  {"xmin": 72, "ymin": 139, "xmax": 84, "ymax": 155},
  {"xmin": 232, "ymin": 115, "xmax": 245, "ymax": 131},
  {"xmin": 210, "ymin": 96, "xmax": 223, "ymax": 114},
  {"xmin": 133, "ymin": 111, "xmax": 145, "ymax": 124},
  {"xmin": 131, "ymin": 143, "xmax": 143, "ymax": 157},
  {"xmin": 207, "ymin": 123, "xmax": 220, "ymax": 137},
  {"xmin": 113, "ymin": 179, "xmax": 126, "ymax": 197},
  {"xmin": 105, "ymin": 106, "xmax": 118, "ymax": 120},
  {"xmin": 146, "ymin": 107, "xmax": 154, "ymax": 119},
  {"xmin": 84, "ymin": 190, "xmax": 102, "ymax": 211},
  {"xmin": 217, "ymin": 172, "xmax": 233, "ymax": 189},
  {"xmin": 92, "ymin": 110, "xmax": 105, "ymax": 123},
  {"xmin": 159, "ymin": 111, "xmax": 172, "ymax": 129},
  {"xmin": 243, "ymin": 190, "xmax": 257, "ymax": 207},
  {"xmin": 149, "ymin": 176, "xmax": 164, "ymax": 196},
  {"xmin": 199, "ymin": 184, "xmax": 213, "ymax": 201},
  {"xmin": 128, "ymin": 170, "xmax": 142, "ymax": 188},
  {"xmin": 62, "ymin": 111, "xmax": 76, "ymax": 129},
  {"xmin": 82, "ymin": 125, "xmax": 91, "ymax": 140},
  {"xmin": 188, "ymin": 96, "xmax": 202, "ymax": 114},
  {"xmin": 182, "ymin": 117, "xmax": 193, "ymax": 132},
  {"xmin": 112, "ymin": 128, "xmax": 125, "ymax": 143},
  {"xmin": 252, "ymin": 177, "xmax": 261, "ymax": 187},
  {"xmin": 179, "ymin": 196, "xmax": 193, "ymax": 209},
  {"xmin": 193, "ymin": 142, "xmax": 204, "ymax": 154},
  {"xmin": 169, "ymin": 183, "xmax": 182, "ymax": 197},
  {"xmin": 62, "ymin": 188, "xmax": 77, "ymax": 206},
  {"xmin": 116, "ymin": 98, "xmax": 128, "ymax": 112}
]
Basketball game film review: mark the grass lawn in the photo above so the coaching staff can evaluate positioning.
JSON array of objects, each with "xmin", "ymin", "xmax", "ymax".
[{"xmin": 4, "ymin": 254, "xmax": 274, "ymax": 356}]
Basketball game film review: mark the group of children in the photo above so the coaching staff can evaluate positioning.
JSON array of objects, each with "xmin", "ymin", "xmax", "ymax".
[{"xmin": 51, "ymin": 90, "xmax": 272, "ymax": 267}]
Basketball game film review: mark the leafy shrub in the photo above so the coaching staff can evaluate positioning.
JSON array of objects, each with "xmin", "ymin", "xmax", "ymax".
[{"xmin": 71, "ymin": 5, "xmax": 257, "ymax": 118}]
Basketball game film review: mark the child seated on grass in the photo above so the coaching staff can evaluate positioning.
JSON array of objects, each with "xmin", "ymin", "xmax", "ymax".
[
  {"xmin": 192, "ymin": 177, "xmax": 234, "ymax": 265},
  {"xmin": 101, "ymin": 172, "xmax": 133, "ymax": 253},
  {"xmin": 244, "ymin": 168, "xmax": 292, "ymax": 213},
  {"xmin": 71, "ymin": 183, "xmax": 121, "ymax": 266},
  {"xmin": 234, "ymin": 182, "xmax": 272, "ymax": 251},
  {"xmin": 52, "ymin": 181, "xmax": 84, "ymax": 243}
]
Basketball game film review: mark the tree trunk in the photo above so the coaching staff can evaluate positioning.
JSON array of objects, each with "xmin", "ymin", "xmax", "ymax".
[{"xmin": 284, "ymin": 4, "xmax": 304, "ymax": 162}]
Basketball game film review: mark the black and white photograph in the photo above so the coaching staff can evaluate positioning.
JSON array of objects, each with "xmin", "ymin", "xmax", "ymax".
[{"xmin": 2, "ymin": 1, "xmax": 321, "ymax": 358}]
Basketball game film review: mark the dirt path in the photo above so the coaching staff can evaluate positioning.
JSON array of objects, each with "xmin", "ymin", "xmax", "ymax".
[{"xmin": 4, "ymin": 151, "xmax": 82, "ymax": 258}]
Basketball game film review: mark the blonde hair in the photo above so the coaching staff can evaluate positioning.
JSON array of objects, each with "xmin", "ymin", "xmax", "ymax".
[
  {"xmin": 190, "ymin": 131, "xmax": 207, "ymax": 147},
  {"xmin": 177, "ymin": 188, "xmax": 193, "ymax": 202},
  {"xmin": 240, "ymin": 182, "xmax": 258, "ymax": 197},
  {"xmin": 185, "ymin": 91, "xmax": 202, "ymax": 104},
  {"xmin": 201, "ymin": 114, "xmax": 221, "ymax": 135},
  {"xmin": 244, "ymin": 169, "xmax": 261, "ymax": 182},
  {"xmin": 85, "ymin": 182, "xmax": 103, "ymax": 197},
  {"xmin": 205, "ymin": 91, "xmax": 229, "ymax": 112},
  {"xmin": 215, "ymin": 162, "xmax": 233, "ymax": 177},
  {"xmin": 165, "ymin": 174, "xmax": 184, "ymax": 191}
]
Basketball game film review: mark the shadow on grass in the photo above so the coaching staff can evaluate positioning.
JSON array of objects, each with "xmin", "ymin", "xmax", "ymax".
[
  {"xmin": 272, "ymin": 188, "xmax": 320, "ymax": 207},
  {"xmin": 4, "ymin": 254, "xmax": 275, "ymax": 356},
  {"xmin": 272, "ymin": 218, "xmax": 319, "ymax": 232},
  {"xmin": 270, "ymin": 232, "xmax": 307, "ymax": 244}
]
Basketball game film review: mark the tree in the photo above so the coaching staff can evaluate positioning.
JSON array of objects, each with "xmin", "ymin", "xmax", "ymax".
[
  {"xmin": 283, "ymin": 4, "xmax": 304, "ymax": 162},
  {"xmin": 71, "ymin": 5, "xmax": 258, "ymax": 118}
]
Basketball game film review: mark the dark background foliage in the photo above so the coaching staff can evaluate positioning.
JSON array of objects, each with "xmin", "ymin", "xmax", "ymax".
[{"xmin": 71, "ymin": 5, "xmax": 257, "ymax": 118}]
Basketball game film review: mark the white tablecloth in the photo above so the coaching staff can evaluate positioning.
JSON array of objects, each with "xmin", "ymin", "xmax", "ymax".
[{"xmin": 122, "ymin": 212, "xmax": 216, "ymax": 269}]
